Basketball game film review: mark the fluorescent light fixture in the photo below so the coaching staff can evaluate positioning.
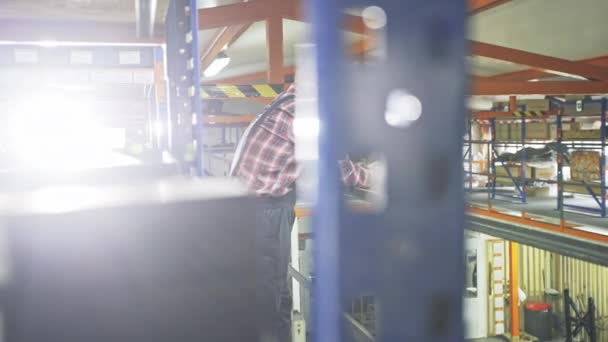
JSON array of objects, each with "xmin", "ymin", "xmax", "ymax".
[
  {"xmin": 467, "ymin": 97, "xmax": 493, "ymax": 111},
  {"xmin": 545, "ymin": 70, "xmax": 588, "ymax": 81},
  {"xmin": 203, "ymin": 51, "xmax": 230, "ymax": 77},
  {"xmin": 38, "ymin": 40, "xmax": 60, "ymax": 48}
]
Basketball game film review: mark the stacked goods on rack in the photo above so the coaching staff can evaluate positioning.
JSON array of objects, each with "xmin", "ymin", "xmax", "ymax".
[
  {"xmin": 495, "ymin": 165, "xmax": 554, "ymax": 197},
  {"xmin": 493, "ymin": 99, "xmax": 551, "ymax": 112},
  {"xmin": 563, "ymin": 151, "xmax": 604, "ymax": 195},
  {"xmin": 495, "ymin": 166, "xmax": 553, "ymax": 181},
  {"xmin": 561, "ymin": 95, "xmax": 603, "ymax": 116},
  {"xmin": 495, "ymin": 144, "xmax": 555, "ymax": 196},
  {"xmin": 496, "ymin": 143, "xmax": 557, "ymax": 163},
  {"xmin": 562, "ymin": 122, "xmax": 608, "ymax": 140},
  {"xmin": 464, "ymin": 159, "xmax": 488, "ymax": 189},
  {"xmin": 495, "ymin": 123, "xmax": 510, "ymax": 141},
  {"xmin": 495, "ymin": 121, "xmax": 551, "ymax": 141},
  {"xmin": 570, "ymin": 151, "xmax": 601, "ymax": 181}
]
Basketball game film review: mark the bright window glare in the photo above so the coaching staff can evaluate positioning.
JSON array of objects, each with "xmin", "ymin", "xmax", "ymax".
[{"xmin": 7, "ymin": 94, "xmax": 137, "ymax": 171}]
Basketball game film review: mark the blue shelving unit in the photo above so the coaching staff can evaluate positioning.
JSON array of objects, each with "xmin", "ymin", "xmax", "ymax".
[
  {"xmin": 310, "ymin": 0, "xmax": 466, "ymax": 341},
  {"xmin": 466, "ymin": 100, "xmax": 560, "ymax": 205},
  {"xmin": 490, "ymin": 116, "xmax": 529, "ymax": 203},
  {"xmin": 165, "ymin": 0, "xmax": 204, "ymax": 176},
  {"xmin": 557, "ymin": 98, "xmax": 608, "ymax": 217}
]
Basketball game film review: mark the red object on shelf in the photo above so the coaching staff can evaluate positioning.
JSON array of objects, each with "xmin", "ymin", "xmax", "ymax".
[{"xmin": 525, "ymin": 302, "xmax": 552, "ymax": 312}]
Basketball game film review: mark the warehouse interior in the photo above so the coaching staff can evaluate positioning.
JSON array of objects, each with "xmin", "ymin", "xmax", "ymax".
[{"xmin": 0, "ymin": 0, "xmax": 607, "ymax": 341}]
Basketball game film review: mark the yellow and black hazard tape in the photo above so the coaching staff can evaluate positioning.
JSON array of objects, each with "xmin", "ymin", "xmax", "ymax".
[
  {"xmin": 201, "ymin": 84, "xmax": 284, "ymax": 99},
  {"xmin": 512, "ymin": 110, "xmax": 546, "ymax": 118}
]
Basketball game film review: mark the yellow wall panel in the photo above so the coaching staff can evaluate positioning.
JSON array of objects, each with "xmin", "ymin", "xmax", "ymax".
[{"xmin": 519, "ymin": 245, "xmax": 608, "ymax": 321}]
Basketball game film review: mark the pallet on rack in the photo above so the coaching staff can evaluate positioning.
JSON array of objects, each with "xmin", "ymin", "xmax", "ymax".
[{"xmin": 557, "ymin": 98, "xmax": 608, "ymax": 217}]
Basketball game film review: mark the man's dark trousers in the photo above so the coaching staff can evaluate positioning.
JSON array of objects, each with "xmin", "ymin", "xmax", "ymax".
[{"xmin": 255, "ymin": 192, "xmax": 296, "ymax": 342}]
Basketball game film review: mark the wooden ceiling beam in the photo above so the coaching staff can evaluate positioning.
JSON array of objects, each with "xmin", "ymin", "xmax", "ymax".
[
  {"xmin": 198, "ymin": 0, "xmax": 290, "ymax": 30},
  {"xmin": 281, "ymin": 0, "xmax": 366, "ymax": 34},
  {"xmin": 468, "ymin": 0, "xmax": 512, "ymax": 15},
  {"xmin": 195, "ymin": 0, "xmax": 365, "ymax": 34},
  {"xmin": 346, "ymin": 0, "xmax": 511, "ymax": 60},
  {"xmin": 484, "ymin": 55, "xmax": 608, "ymax": 82},
  {"xmin": 200, "ymin": 24, "xmax": 252, "ymax": 73},
  {"xmin": 266, "ymin": 16, "xmax": 285, "ymax": 83},
  {"xmin": 470, "ymin": 41, "xmax": 608, "ymax": 81}
]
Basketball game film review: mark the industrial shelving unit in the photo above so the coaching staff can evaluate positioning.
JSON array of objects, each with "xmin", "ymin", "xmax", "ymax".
[
  {"xmin": 165, "ymin": 0, "xmax": 204, "ymax": 176},
  {"xmin": 201, "ymin": 116, "xmax": 252, "ymax": 176},
  {"xmin": 557, "ymin": 98, "xmax": 608, "ymax": 217},
  {"xmin": 466, "ymin": 97, "xmax": 608, "ymax": 217},
  {"xmin": 465, "ymin": 102, "xmax": 558, "ymax": 205}
]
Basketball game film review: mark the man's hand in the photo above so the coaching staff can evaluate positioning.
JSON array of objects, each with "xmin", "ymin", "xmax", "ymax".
[{"xmin": 366, "ymin": 161, "xmax": 385, "ymax": 194}]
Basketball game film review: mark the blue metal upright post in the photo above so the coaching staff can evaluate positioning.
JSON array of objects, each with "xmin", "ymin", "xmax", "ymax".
[
  {"xmin": 188, "ymin": 0, "xmax": 204, "ymax": 176},
  {"xmin": 153, "ymin": 46, "xmax": 170, "ymax": 151},
  {"xmin": 521, "ymin": 116, "xmax": 527, "ymax": 204},
  {"xmin": 468, "ymin": 116, "xmax": 473, "ymax": 192},
  {"xmin": 165, "ymin": 0, "xmax": 204, "ymax": 176},
  {"xmin": 557, "ymin": 110, "xmax": 564, "ymax": 212},
  {"xmin": 309, "ymin": 0, "xmax": 342, "ymax": 341},
  {"xmin": 491, "ymin": 118, "xmax": 497, "ymax": 199},
  {"xmin": 309, "ymin": 0, "xmax": 466, "ymax": 340},
  {"xmin": 600, "ymin": 98, "xmax": 607, "ymax": 217}
]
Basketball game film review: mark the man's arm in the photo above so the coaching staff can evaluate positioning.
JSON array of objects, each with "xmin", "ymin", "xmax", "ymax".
[{"xmin": 339, "ymin": 159, "xmax": 371, "ymax": 189}]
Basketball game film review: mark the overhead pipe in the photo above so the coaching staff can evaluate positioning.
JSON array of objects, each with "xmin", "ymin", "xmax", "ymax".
[{"xmin": 135, "ymin": 0, "xmax": 158, "ymax": 38}]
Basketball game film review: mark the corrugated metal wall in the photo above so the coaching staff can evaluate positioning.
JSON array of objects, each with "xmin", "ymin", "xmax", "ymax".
[{"xmin": 519, "ymin": 245, "xmax": 608, "ymax": 323}]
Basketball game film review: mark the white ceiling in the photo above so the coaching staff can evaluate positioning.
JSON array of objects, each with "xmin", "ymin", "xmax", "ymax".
[
  {"xmin": 0, "ymin": 0, "xmax": 607, "ymax": 81},
  {"xmin": 202, "ymin": 19, "xmax": 314, "ymax": 81},
  {"xmin": 470, "ymin": 0, "xmax": 608, "ymax": 60},
  {"xmin": 469, "ymin": 0, "xmax": 608, "ymax": 76},
  {"xmin": 0, "ymin": 0, "xmax": 169, "ymax": 23},
  {"xmin": 200, "ymin": 0, "xmax": 608, "ymax": 80}
]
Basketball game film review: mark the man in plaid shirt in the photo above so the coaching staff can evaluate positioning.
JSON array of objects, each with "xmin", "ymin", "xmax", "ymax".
[{"xmin": 231, "ymin": 84, "xmax": 371, "ymax": 341}]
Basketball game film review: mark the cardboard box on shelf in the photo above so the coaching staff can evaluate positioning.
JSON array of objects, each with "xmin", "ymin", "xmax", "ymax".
[
  {"xmin": 533, "ymin": 167, "xmax": 554, "ymax": 180},
  {"xmin": 492, "ymin": 99, "xmax": 551, "ymax": 112},
  {"xmin": 550, "ymin": 124, "xmax": 557, "ymax": 140},
  {"xmin": 563, "ymin": 183, "xmax": 601, "ymax": 196},
  {"xmin": 527, "ymin": 122, "xmax": 550, "ymax": 139},
  {"xmin": 496, "ymin": 165, "xmax": 529, "ymax": 178},
  {"xmin": 495, "ymin": 165, "xmax": 553, "ymax": 180},
  {"xmin": 527, "ymin": 187, "xmax": 551, "ymax": 198},
  {"xmin": 564, "ymin": 95, "xmax": 590, "ymax": 101},
  {"xmin": 562, "ymin": 122, "xmax": 602, "ymax": 140},
  {"xmin": 519, "ymin": 99, "xmax": 550, "ymax": 111},
  {"xmin": 495, "ymin": 123, "xmax": 510, "ymax": 141},
  {"xmin": 563, "ymin": 101, "xmax": 603, "ymax": 116},
  {"xmin": 511, "ymin": 123, "xmax": 521, "ymax": 140},
  {"xmin": 570, "ymin": 151, "xmax": 601, "ymax": 181}
]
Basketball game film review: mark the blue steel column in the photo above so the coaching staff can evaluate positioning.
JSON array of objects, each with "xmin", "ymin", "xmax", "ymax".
[
  {"xmin": 600, "ymin": 99, "xmax": 607, "ymax": 217},
  {"xmin": 557, "ymin": 110, "xmax": 564, "ymax": 213},
  {"xmin": 310, "ymin": 0, "xmax": 466, "ymax": 340},
  {"xmin": 309, "ymin": 0, "xmax": 343, "ymax": 341},
  {"xmin": 491, "ymin": 118, "xmax": 497, "ymax": 199},
  {"xmin": 188, "ymin": 0, "xmax": 204, "ymax": 176},
  {"xmin": 153, "ymin": 46, "xmax": 170, "ymax": 150},
  {"xmin": 521, "ymin": 116, "xmax": 527, "ymax": 204},
  {"xmin": 468, "ymin": 116, "xmax": 473, "ymax": 192},
  {"xmin": 487, "ymin": 124, "xmax": 493, "ymax": 208},
  {"xmin": 165, "ymin": 0, "xmax": 179, "ymax": 157},
  {"xmin": 165, "ymin": 0, "xmax": 204, "ymax": 175}
]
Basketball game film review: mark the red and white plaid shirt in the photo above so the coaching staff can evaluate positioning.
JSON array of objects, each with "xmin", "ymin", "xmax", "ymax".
[{"xmin": 235, "ymin": 84, "xmax": 370, "ymax": 197}]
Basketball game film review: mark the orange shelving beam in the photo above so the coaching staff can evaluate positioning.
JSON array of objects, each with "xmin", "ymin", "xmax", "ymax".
[{"xmin": 203, "ymin": 115, "xmax": 256, "ymax": 125}]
